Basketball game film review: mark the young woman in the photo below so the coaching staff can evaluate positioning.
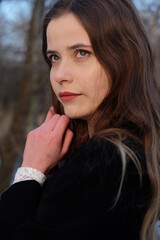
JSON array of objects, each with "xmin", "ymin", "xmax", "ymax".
[{"xmin": 0, "ymin": 0, "xmax": 160, "ymax": 239}]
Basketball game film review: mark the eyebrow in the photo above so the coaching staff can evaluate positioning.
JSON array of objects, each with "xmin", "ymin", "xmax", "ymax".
[
  {"xmin": 46, "ymin": 43, "xmax": 92, "ymax": 55},
  {"xmin": 67, "ymin": 43, "xmax": 92, "ymax": 50}
]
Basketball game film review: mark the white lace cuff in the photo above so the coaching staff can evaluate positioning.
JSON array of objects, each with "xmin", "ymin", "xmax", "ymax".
[{"xmin": 12, "ymin": 167, "xmax": 46, "ymax": 186}]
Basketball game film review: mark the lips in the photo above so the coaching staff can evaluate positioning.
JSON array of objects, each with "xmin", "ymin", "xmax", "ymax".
[{"xmin": 59, "ymin": 91, "xmax": 82, "ymax": 102}]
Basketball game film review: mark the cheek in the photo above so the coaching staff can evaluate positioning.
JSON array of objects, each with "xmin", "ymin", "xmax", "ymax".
[
  {"xmin": 50, "ymin": 70, "xmax": 56, "ymax": 91},
  {"xmin": 91, "ymin": 70, "xmax": 109, "ymax": 103},
  {"xmin": 50, "ymin": 68, "xmax": 54, "ymax": 82}
]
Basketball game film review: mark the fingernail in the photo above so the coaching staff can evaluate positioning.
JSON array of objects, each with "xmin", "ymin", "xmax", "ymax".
[{"xmin": 49, "ymin": 106, "xmax": 55, "ymax": 114}]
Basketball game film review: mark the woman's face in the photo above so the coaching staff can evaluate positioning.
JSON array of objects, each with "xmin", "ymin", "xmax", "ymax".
[{"xmin": 47, "ymin": 13, "xmax": 109, "ymax": 120}]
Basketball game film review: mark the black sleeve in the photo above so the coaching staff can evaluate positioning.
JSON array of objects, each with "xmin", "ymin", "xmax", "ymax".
[
  {"xmin": 0, "ymin": 139, "xmax": 149, "ymax": 240},
  {"xmin": 0, "ymin": 181, "xmax": 41, "ymax": 239}
]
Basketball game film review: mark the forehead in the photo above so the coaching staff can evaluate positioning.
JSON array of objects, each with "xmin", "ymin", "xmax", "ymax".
[{"xmin": 46, "ymin": 13, "xmax": 91, "ymax": 48}]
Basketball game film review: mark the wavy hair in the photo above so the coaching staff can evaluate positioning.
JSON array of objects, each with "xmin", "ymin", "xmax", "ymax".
[{"xmin": 42, "ymin": 1, "xmax": 160, "ymax": 239}]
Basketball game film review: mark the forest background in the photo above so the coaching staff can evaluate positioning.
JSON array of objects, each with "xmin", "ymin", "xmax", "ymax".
[{"xmin": 0, "ymin": 0, "xmax": 159, "ymax": 194}]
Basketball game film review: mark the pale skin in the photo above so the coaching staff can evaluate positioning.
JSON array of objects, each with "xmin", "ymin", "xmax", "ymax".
[
  {"xmin": 22, "ymin": 13, "xmax": 109, "ymax": 174},
  {"xmin": 22, "ymin": 107, "xmax": 73, "ymax": 173}
]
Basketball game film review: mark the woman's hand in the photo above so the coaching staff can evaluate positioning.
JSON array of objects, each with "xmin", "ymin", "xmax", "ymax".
[{"xmin": 21, "ymin": 107, "xmax": 73, "ymax": 174}]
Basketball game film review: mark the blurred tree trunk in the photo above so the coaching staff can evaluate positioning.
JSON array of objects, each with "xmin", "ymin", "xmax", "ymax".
[{"xmin": 0, "ymin": 0, "xmax": 46, "ymax": 194}]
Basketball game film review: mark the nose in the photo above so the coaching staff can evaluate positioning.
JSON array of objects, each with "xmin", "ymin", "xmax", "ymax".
[{"xmin": 53, "ymin": 60, "xmax": 73, "ymax": 84}]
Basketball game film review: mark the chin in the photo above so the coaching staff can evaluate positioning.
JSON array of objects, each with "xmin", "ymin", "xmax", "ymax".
[
  {"xmin": 64, "ymin": 109, "xmax": 86, "ymax": 120},
  {"xmin": 65, "ymin": 113, "xmax": 80, "ymax": 119}
]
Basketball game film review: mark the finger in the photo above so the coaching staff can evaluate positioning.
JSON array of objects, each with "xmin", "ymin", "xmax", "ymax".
[
  {"xmin": 45, "ymin": 114, "xmax": 61, "ymax": 131},
  {"xmin": 51, "ymin": 115, "xmax": 70, "ymax": 141},
  {"xmin": 44, "ymin": 106, "xmax": 56, "ymax": 122},
  {"xmin": 61, "ymin": 129, "xmax": 73, "ymax": 156}
]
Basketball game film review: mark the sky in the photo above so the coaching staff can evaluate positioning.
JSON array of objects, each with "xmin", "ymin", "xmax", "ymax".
[
  {"xmin": 0, "ymin": 0, "xmax": 32, "ymax": 21},
  {"xmin": 134, "ymin": 0, "xmax": 154, "ymax": 8}
]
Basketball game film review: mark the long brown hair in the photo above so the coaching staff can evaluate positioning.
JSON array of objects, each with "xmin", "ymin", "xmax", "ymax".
[{"xmin": 42, "ymin": 0, "xmax": 160, "ymax": 239}]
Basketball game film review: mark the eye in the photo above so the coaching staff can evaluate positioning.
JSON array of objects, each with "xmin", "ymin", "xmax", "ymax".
[
  {"xmin": 76, "ymin": 49, "xmax": 90, "ymax": 59},
  {"xmin": 48, "ymin": 54, "xmax": 60, "ymax": 64}
]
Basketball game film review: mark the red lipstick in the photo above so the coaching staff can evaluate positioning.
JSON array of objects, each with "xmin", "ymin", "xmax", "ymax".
[{"xmin": 59, "ymin": 91, "xmax": 82, "ymax": 102}]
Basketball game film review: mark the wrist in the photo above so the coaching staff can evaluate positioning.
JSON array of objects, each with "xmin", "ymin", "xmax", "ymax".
[{"xmin": 21, "ymin": 162, "xmax": 48, "ymax": 174}]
